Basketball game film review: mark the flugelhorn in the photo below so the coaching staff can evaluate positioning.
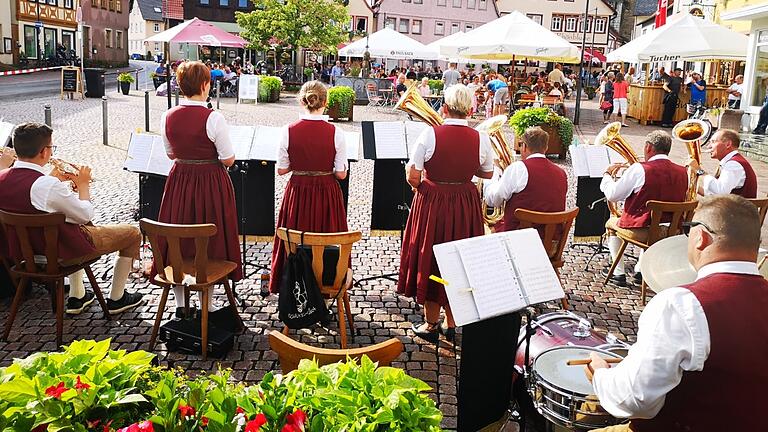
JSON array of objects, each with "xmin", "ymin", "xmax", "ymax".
[
  {"xmin": 48, "ymin": 158, "xmax": 91, "ymax": 191},
  {"xmin": 394, "ymin": 85, "xmax": 444, "ymax": 126},
  {"xmin": 672, "ymin": 119, "xmax": 711, "ymax": 201},
  {"xmin": 475, "ymin": 115, "xmax": 514, "ymax": 227},
  {"xmin": 594, "ymin": 122, "xmax": 639, "ymax": 217}
]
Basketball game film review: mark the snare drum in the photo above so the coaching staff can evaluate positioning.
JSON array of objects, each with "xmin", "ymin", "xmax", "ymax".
[{"xmin": 530, "ymin": 346, "xmax": 626, "ymax": 430}]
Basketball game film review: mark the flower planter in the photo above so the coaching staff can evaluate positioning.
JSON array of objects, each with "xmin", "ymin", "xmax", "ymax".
[
  {"xmin": 513, "ymin": 124, "xmax": 566, "ymax": 159},
  {"xmin": 509, "ymin": 107, "xmax": 572, "ymax": 160},
  {"xmin": 326, "ymin": 86, "xmax": 356, "ymax": 122},
  {"xmin": 119, "ymin": 81, "xmax": 131, "ymax": 95},
  {"xmin": 327, "ymin": 104, "xmax": 354, "ymax": 122}
]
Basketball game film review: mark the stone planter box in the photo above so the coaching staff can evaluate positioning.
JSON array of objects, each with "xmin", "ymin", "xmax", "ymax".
[
  {"xmin": 513, "ymin": 124, "xmax": 566, "ymax": 159},
  {"xmin": 327, "ymin": 104, "xmax": 354, "ymax": 122}
]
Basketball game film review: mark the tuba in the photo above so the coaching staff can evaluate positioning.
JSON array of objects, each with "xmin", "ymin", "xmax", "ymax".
[
  {"xmin": 672, "ymin": 119, "xmax": 712, "ymax": 202},
  {"xmin": 475, "ymin": 115, "xmax": 515, "ymax": 227},
  {"xmin": 594, "ymin": 122, "xmax": 639, "ymax": 217},
  {"xmin": 394, "ymin": 85, "xmax": 444, "ymax": 126}
]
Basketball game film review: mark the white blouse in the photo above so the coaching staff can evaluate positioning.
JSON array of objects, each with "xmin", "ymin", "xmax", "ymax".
[
  {"xmin": 276, "ymin": 114, "xmax": 347, "ymax": 172},
  {"xmin": 408, "ymin": 118, "xmax": 494, "ymax": 172},
  {"xmin": 159, "ymin": 99, "xmax": 235, "ymax": 160}
]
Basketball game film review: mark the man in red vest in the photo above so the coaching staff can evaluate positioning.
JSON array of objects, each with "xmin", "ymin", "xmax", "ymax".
[
  {"xmin": 601, "ymin": 130, "xmax": 687, "ymax": 286},
  {"xmin": 0, "ymin": 123, "xmax": 143, "ymax": 315},
  {"xmin": 586, "ymin": 194, "xmax": 768, "ymax": 431},
  {"xmin": 687, "ymin": 128, "xmax": 758, "ymax": 198},
  {"xmin": 483, "ymin": 126, "xmax": 567, "ymax": 233}
]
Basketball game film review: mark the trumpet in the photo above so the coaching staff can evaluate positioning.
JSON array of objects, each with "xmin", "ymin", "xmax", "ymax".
[
  {"xmin": 594, "ymin": 122, "xmax": 639, "ymax": 217},
  {"xmin": 475, "ymin": 115, "xmax": 515, "ymax": 227},
  {"xmin": 672, "ymin": 119, "xmax": 712, "ymax": 201},
  {"xmin": 48, "ymin": 158, "xmax": 92, "ymax": 191}
]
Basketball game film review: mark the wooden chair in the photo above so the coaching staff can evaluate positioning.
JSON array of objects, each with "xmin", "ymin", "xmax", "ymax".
[
  {"xmin": 140, "ymin": 219, "xmax": 243, "ymax": 360},
  {"xmin": 602, "ymin": 200, "xmax": 698, "ymax": 304},
  {"xmin": 276, "ymin": 228, "xmax": 362, "ymax": 348},
  {"xmin": 0, "ymin": 211, "xmax": 111, "ymax": 347},
  {"xmin": 268, "ymin": 330, "xmax": 403, "ymax": 374},
  {"xmin": 514, "ymin": 207, "xmax": 580, "ymax": 310},
  {"xmin": 748, "ymin": 197, "xmax": 768, "ymax": 226}
]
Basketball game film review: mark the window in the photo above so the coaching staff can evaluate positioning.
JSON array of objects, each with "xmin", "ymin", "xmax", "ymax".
[
  {"xmin": 64, "ymin": 0, "xmax": 73, "ymax": 8},
  {"xmin": 238, "ymin": 0, "xmax": 247, "ymax": 6},
  {"xmin": 478, "ymin": 0, "xmax": 486, "ymax": 10},
  {"xmin": 105, "ymin": 29, "xmax": 113, "ymax": 48},
  {"xmin": 551, "ymin": 15, "xmax": 562, "ymax": 31},
  {"xmin": 91, "ymin": 0, "xmax": 97, "ymax": 6},
  {"xmin": 356, "ymin": 17, "xmax": 367, "ymax": 32},
  {"xmin": 47, "ymin": 0, "xmax": 57, "ymax": 6},
  {"xmin": 43, "ymin": 28, "xmax": 56, "ymax": 57},
  {"xmin": 437, "ymin": 0, "xmax": 446, "ymax": 5},
  {"xmin": 527, "ymin": 14, "xmax": 543, "ymax": 26},
  {"xmin": 62, "ymin": 30, "xmax": 75, "ymax": 51},
  {"xmin": 595, "ymin": 17, "xmax": 607, "ymax": 33},
  {"xmin": 468, "ymin": 0, "xmax": 475, "ymax": 8},
  {"xmin": 452, "ymin": 0, "xmax": 461, "ymax": 7},
  {"xmin": 154, "ymin": 23, "xmax": 160, "ymax": 32},
  {"xmin": 414, "ymin": 0, "xmax": 422, "ymax": 3},
  {"xmin": 412, "ymin": 19, "xmax": 422, "ymax": 34},
  {"xmin": 465, "ymin": 23, "xmax": 474, "ymax": 32},
  {"xmin": 100, "ymin": 0, "xmax": 107, "ymax": 9},
  {"xmin": 24, "ymin": 25, "xmax": 38, "ymax": 59},
  {"xmin": 385, "ymin": 17, "xmax": 396, "ymax": 30},
  {"xmin": 565, "ymin": 16, "xmax": 577, "ymax": 32},
  {"xmin": 116, "ymin": 30, "xmax": 123, "ymax": 49},
  {"xmin": 580, "ymin": 16, "xmax": 591, "ymax": 33},
  {"xmin": 451, "ymin": 22, "xmax": 459, "ymax": 34},
  {"xmin": 402, "ymin": 0, "xmax": 410, "ymax": 2},
  {"xmin": 116, "ymin": 0, "xmax": 122, "ymax": 12},
  {"xmin": 220, "ymin": 0, "xmax": 228, "ymax": 6},
  {"xmin": 435, "ymin": 21, "xmax": 445, "ymax": 35},
  {"xmin": 200, "ymin": 0, "xmax": 209, "ymax": 4},
  {"xmin": 399, "ymin": 18, "xmax": 409, "ymax": 33},
  {"xmin": 108, "ymin": 0, "xmax": 115, "ymax": 11}
]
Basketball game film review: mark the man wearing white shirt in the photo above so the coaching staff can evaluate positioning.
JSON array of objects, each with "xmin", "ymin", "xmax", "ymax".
[
  {"xmin": 687, "ymin": 129, "xmax": 757, "ymax": 198},
  {"xmin": 483, "ymin": 127, "xmax": 567, "ymax": 233},
  {"xmin": 600, "ymin": 131, "xmax": 687, "ymax": 286},
  {"xmin": 726, "ymin": 75, "xmax": 744, "ymax": 109},
  {"xmin": 0, "ymin": 123, "xmax": 143, "ymax": 315},
  {"xmin": 586, "ymin": 194, "xmax": 768, "ymax": 432}
]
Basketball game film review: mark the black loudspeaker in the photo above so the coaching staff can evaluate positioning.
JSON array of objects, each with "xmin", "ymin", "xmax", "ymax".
[
  {"xmin": 371, "ymin": 159, "xmax": 414, "ymax": 231},
  {"xmin": 574, "ymin": 177, "xmax": 609, "ymax": 237},
  {"xmin": 139, "ymin": 174, "xmax": 166, "ymax": 221}
]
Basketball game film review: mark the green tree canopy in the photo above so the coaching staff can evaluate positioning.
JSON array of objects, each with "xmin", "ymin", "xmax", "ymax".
[{"xmin": 236, "ymin": 0, "xmax": 350, "ymax": 53}]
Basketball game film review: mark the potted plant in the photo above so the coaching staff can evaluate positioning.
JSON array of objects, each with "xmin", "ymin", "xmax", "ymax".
[
  {"xmin": 303, "ymin": 66, "xmax": 314, "ymax": 81},
  {"xmin": 258, "ymin": 75, "xmax": 283, "ymax": 102},
  {"xmin": 509, "ymin": 107, "xmax": 574, "ymax": 159},
  {"xmin": 584, "ymin": 85, "xmax": 597, "ymax": 100},
  {"xmin": 326, "ymin": 85, "xmax": 356, "ymax": 121},
  {"xmin": 117, "ymin": 72, "xmax": 135, "ymax": 95},
  {"xmin": 428, "ymin": 79, "xmax": 444, "ymax": 94}
]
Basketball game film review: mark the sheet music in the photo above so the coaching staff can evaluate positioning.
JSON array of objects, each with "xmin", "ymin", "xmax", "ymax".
[
  {"xmin": 457, "ymin": 236, "xmax": 526, "ymax": 319},
  {"xmin": 373, "ymin": 121, "xmax": 408, "ymax": 159},
  {"xmin": 124, "ymin": 133, "xmax": 173, "ymax": 176},
  {"xmin": 146, "ymin": 138, "xmax": 174, "ymax": 175},
  {"xmin": 230, "ymin": 126, "xmax": 256, "ymax": 160},
  {"xmin": 584, "ymin": 145, "xmax": 611, "ymax": 178},
  {"xmin": 571, "ymin": 146, "xmax": 589, "ymax": 177},
  {"xmin": 432, "ymin": 243, "xmax": 480, "ymax": 326},
  {"xmin": 344, "ymin": 131, "xmax": 362, "ymax": 161},
  {"xmin": 0, "ymin": 121, "xmax": 14, "ymax": 148},
  {"xmin": 502, "ymin": 229, "xmax": 565, "ymax": 305},
  {"xmin": 404, "ymin": 121, "xmax": 429, "ymax": 153},
  {"xmin": 607, "ymin": 148, "xmax": 625, "ymax": 165},
  {"xmin": 250, "ymin": 125, "xmax": 282, "ymax": 161}
]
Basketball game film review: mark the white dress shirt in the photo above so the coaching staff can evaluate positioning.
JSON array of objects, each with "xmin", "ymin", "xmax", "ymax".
[
  {"xmin": 159, "ymin": 99, "xmax": 235, "ymax": 160},
  {"xmin": 593, "ymin": 261, "xmax": 759, "ymax": 419},
  {"xmin": 600, "ymin": 155, "xmax": 670, "ymax": 202},
  {"xmin": 276, "ymin": 114, "xmax": 347, "ymax": 172},
  {"xmin": 408, "ymin": 118, "xmax": 494, "ymax": 172},
  {"xmin": 12, "ymin": 161, "xmax": 94, "ymax": 225},
  {"xmin": 482, "ymin": 153, "xmax": 545, "ymax": 208},
  {"xmin": 701, "ymin": 150, "xmax": 746, "ymax": 196}
]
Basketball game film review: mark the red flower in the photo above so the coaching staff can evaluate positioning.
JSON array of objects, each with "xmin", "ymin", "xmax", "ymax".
[
  {"xmin": 87, "ymin": 419, "xmax": 101, "ymax": 429},
  {"xmin": 137, "ymin": 421, "xmax": 154, "ymax": 432},
  {"xmin": 236, "ymin": 406, "xmax": 245, "ymax": 415},
  {"xmin": 117, "ymin": 424, "xmax": 140, "ymax": 432},
  {"xmin": 32, "ymin": 425, "xmax": 47, "ymax": 432},
  {"xmin": 101, "ymin": 420, "xmax": 113, "ymax": 432},
  {"xmin": 280, "ymin": 425, "xmax": 300, "ymax": 432},
  {"xmin": 244, "ymin": 413, "xmax": 267, "ymax": 432},
  {"xmin": 285, "ymin": 409, "xmax": 307, "ymax": 431},
  {"xmin": 178, "ymin": 403, "xmax": 196, "ymax": 418},
  {"xmin": 45, "ymin": 382, "xmax": 68, "ymax": 399},
  {"xmin": 201, "ymin": 417, "xmax": 209, "ymax": 427},
  {"xmin": 75, "ymin": 376, "xmax": 91, "ymax": 391}
]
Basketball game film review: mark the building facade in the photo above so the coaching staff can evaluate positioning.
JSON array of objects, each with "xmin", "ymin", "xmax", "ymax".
[
  {"xmin": 128, "ymin": 0, "xmax": 165, "ymax": 58},
  {"xmin": 80, "ymin": 0, "xmax": 129, "ymax": 66},
  {"xmin": 183, "ymin": 0, "xmax": 255, "ymax": 30},
  {"xmin": 721, "ymin": 2, "xmax": 768, "ymax": 115},
  {"xmin": 1, "ymin": 1, "xmax": 15, "ymax": 64},
  {"xmin": 14, "ymin": 0, "xmax": 78, "ymax": 64},
  {"xmin": 375, "ymin": 0, "xmax": 500, "ymax": 46}
]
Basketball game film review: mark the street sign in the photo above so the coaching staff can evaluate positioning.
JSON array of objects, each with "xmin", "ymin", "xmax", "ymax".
[{"xmin": 35, "ymin": 21, "xmax": 42, "ymax": 29}]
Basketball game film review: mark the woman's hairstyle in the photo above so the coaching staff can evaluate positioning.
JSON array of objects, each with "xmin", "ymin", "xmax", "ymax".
[
  {"xmin": 442, "ymin": 84, "xmax": 473, "ymax": 117},
  {"xmin": 298, "ymin": 80, "xmax": 327, "ymax": 111},
  {"xmin": 176, "ymin": 61, "xmax": 210, "ymax": 97},
  {"xmin": 615, "ymin": 72, "xmax": 625, "ymax": 82}
]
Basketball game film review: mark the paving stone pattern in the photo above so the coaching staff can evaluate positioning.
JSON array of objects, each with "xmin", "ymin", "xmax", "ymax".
[{"xmin": 1, "ymin": 91, "xmax": 766, "ymax": 431}]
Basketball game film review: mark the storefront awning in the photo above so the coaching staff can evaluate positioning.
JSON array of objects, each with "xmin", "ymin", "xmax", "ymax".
[{"xmin": 721, "ymin": 4, "xmax": 768, "ymax": 21}]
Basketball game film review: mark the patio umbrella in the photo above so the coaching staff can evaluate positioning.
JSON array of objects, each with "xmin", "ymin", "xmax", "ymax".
[
  {"xmin": 145, "ymin": 17, "xmax": 248, "ymax": 48},
  {"xmin": 439, "ymin": 11, "xmax": 580, "ymax": 63},
  {"xmin": 605, "ymin": 13, "xmax": 748, "ymax": 63},
  {"xmin": 338, "ymin": 28, "xmax": 438, "ymax": 60}
]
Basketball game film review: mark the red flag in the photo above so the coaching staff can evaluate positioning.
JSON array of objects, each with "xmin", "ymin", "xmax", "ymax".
[{"xmin": 655, "ymin": 0, "xmax": 668, "ymax": 28}]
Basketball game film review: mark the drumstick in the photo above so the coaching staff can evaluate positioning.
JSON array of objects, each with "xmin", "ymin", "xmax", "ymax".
[{"xmin": 566, "ymin": 358, "xmax": 622, "ymax": 366}]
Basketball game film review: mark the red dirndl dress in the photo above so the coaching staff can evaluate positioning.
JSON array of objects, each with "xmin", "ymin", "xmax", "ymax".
[
  {"xmin": 397, "ymin": 125, "xmax": 485, "ymax": 306},
  {"xmin": 268, "ymin": 118, "xmax": 348, "ymax": 293},
  {"xmin": 157, "ymin": 104, "xmax": 243, "ymax": 281}
]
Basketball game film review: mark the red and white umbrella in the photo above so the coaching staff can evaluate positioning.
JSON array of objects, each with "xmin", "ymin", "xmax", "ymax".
[{"xmin": 145, "ymin": 18, "xmax": 248, "ymax": 48}]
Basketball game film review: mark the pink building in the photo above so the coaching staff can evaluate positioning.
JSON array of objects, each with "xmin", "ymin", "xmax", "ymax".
[{"xmin": 376, "ymin": 0, "xmax": 500, "ymax": 46}]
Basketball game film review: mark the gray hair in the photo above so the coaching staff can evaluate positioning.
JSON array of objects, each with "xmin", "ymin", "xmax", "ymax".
[
  {"xmin": 607, "ymin": 71, "xmax": 615, "ymax": 79},
  {"xmin": 645, "ymin": 130, "xmax": 672, "ymax": 154},
  {"xmin": 443, "ymin": 84, "xmax": 473, "ymax": 117}
]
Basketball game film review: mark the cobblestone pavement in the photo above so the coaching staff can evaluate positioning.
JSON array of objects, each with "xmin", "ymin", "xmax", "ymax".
[{"xmin": 1, "ymin": 90, "xmax": 766, "ymax": 431}]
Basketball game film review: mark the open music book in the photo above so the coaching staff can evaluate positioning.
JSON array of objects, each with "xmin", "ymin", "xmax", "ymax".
[
  {"xmin": 371, "ymin": 121, "xmax": 429, "ymax": 159},
  {"xmin": 0, "ymin": 121, "xmax": 14, "ymax": 148},
  {"xmin": 433, "ymin": 228, "xmax": 565, "ymax": 327},
  {"xmin": 123, "ymin": 132, "xmax": 174, "ymax": 176},
  {"xmin": 571, "ymin": 145, "xmax": 626, "ymax": 178},
  {"xmin": 229, "ymin": 125, "xmax": 362, "ymax": 162}
]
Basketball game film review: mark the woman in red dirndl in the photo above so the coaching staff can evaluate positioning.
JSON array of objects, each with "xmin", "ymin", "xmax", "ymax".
[
  {"xmin": 158, "ymin": 61, "xmax": 242, "ymax": 316},
  {"xmin": 398, "ymin": 84, "xmax": 494, "ymax": 342},
  {"xmin": 269, "ymin": 81, "xmax": 348, "ymax": 293}
]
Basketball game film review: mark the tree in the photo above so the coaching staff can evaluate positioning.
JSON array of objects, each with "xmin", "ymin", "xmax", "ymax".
[{"xmin": 236, "ymin": 0, "xmax": 350, "ymax": 54}]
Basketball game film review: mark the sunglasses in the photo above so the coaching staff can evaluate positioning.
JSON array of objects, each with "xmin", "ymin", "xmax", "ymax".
[{"xmin": 682, "ymin": 221, "xmax": 717, "ymax": 237}]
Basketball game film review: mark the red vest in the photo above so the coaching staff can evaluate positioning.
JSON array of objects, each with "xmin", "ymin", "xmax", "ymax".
[
  {"xmin": 0, "ymin": 168, "xmax": 95, "ymax": 261},
  {"xmin": 632, "ymin": 272, "xmax": 768, "ymax": 432},
  {"xmin": 619, "ymin": 158, "xmax": 687, "ymax": 229},
  {"xmin": 164, "ymin": 105, "xmax": 218, "ymax": 160},
  {"xmin": 502, "ymin": 157, "xmax": 567, "ymax": 231},
  {"xmin": 287, "ymin": 119, "xmax": 336, "ymax": 171},
  {"xmin": 425, "ymin": 125, "xmax": 480, "ymax": 183},
  {"xmin": 729, "ymin": 153, "xmax": 757, "ymax": 198}
]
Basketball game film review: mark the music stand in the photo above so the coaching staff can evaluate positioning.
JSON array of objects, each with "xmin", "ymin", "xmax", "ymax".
[{"xmin": 572, "ymin": 176, "xmax": 610, "ymax": 270}]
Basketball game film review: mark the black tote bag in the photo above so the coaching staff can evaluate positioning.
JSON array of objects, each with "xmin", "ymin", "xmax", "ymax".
[{"xmin": 278, "ymin": 231, "xmax": 330, "ymax": 329}]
